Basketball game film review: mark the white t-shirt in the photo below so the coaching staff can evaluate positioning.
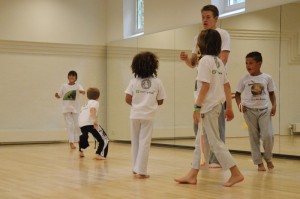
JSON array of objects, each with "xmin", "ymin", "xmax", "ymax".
[
  {"xmin": 194, "ymin": 55, "xmax": 228, "ymax": 113},
  {"xmin": 57, "ymin": 82, "xmax": 84, "ymax": 113},
  {"xmin": 125, "ymin": 77, "xmax": 167, "ymax": 120},
  {"xmin": 192, "ymin": 28, "xmax": 230, "ymax": 69},
  {"xmin": 78, "ymin": 100, "xmax": 99, "ymax": 127},
  {"xmin": 236, "ymin": 73, "xmax": 276, "ymax": 109}
]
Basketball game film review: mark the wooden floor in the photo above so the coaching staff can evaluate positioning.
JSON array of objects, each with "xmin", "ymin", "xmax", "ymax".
[{"xmin": 1, "ymin": 142, "xmax": 300, "ymax": 199}]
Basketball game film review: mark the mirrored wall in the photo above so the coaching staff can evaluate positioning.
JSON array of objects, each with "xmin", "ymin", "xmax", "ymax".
[{"xmin": 107, "ymin": 2, "xmax": 300, "ymax": 157}]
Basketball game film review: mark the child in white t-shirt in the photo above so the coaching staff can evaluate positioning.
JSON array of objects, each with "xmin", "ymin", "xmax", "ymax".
[
  {"xmin": 78, "ymin": 87, "xmax": 109, "ymax": 160},
  {"xmin": 235, "ymin": 51, "xmax": 276, "ymax": 171},
  {"xmin": 55, "ymin": 70, "xmax": 85, "ymax": 149},
  {"xmin": 125, "ymin": 51, "xmax": 167, "ymax": 179},
  {"xmin": 175, "ymin": 29, "xmax": 244, "ymax": 187}
]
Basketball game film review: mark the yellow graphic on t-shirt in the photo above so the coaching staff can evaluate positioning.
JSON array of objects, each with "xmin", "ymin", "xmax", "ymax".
[{"xmin": 63, "ymin": 90, "xmax": 76, "ymax": 100}]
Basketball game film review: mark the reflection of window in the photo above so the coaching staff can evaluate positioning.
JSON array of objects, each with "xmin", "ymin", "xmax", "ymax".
[
  {"xmin": 124, "ymin": 0, "xmax": 144, "ymax": 38},
  {"xmin": 212, "ymin": 0, "xmax": 245, "ymax": 18},
  {"xmin": 137, "ymin": 0, "xmax": 144, "ymax": 30},
  {"xmin": 229, "ymin": 0, "xmax": 245, "ymax": 6}
]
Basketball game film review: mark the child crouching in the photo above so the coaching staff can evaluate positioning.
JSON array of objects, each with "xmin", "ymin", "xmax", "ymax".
[{"xmin": 78, "ymin": 87, "xmax": 109, "ymax": 160}]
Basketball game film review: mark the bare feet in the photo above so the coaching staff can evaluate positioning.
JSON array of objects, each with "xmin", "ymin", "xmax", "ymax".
[
  {"xmin": 94, "ymin": 154, "xmax": 106, "ymax": 160},
  {"xmin": 267, "ymin": 162, "xmax": 274, "ymax": 170},
  {"xmin": 70, "ymin": 143, "xmax": 76, "ymax": 149},
  {"xmin": 79, "ymin": 151, "xmax": 84, "ymax": 158},
  {"xmin": 223, "ymin": 174, "xmax": 244, "ymax": 187},
  {"xmin": 174, "ymin": 169, "xmax": 198, "ymax": 184},
  {"xmin": 209, "ymin": 163, "xmax": 222, "ymax": 168},
  {"xmin": 135, "ymin": 174, "xmax": 150, "ymax": 179},
  {"xmin": 258, "ymin": 163, "xmax": 266, "ymax": 171}
]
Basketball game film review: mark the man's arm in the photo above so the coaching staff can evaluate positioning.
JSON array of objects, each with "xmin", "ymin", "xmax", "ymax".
[
  {"xmin": 219, "ymin": 50, "xmax": 230, "ymax": 65},
  {"xmin": 180, "ymin": 52, "xmax": 198, "ymax": 68}
]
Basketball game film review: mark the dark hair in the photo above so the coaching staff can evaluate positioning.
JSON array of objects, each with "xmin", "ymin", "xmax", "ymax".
[
  {"xmin": 131, "ymin": 51, "xmax": 159, "ymax": 78},
  {"xmin": 201, "ymin": 4, "xmax": 219, "ymax": 17},
  {"xmin": 246, "ymin": 51, "xmax": 263, "ymax": 62},
  {"xmin": 68, "ymin": 70, "xmax": 78, "ymax": 79},
  {"xmin": 87, "ymin": 87, "xmax": 100, "ymax": 100},
  {"xmin": 197, "ymin": 29, "xmax": 221, "ymax": 56}
]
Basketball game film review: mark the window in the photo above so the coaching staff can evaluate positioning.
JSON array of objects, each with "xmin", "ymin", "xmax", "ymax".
[
  {"xmin": 212, "ymin": 0, "xmax": 245, "ymax": 18},
  {"xmin": 229, "ymin": 0, "xmax": 245, "ymax": 6},
  {"xmin": 123, "ymin": 0, "xmax": 144, "ymax": 39},
  {"xmin": 136, "ymin": 0, "xmax": 144, "ymax": 30}
]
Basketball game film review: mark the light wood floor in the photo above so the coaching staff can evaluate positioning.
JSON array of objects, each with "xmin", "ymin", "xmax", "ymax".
[{"xmin": 1, "ymin": 142, "xmax": 300, "ymax": 199}]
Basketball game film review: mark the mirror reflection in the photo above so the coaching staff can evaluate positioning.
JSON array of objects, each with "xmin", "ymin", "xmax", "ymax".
[{"xmin": 107, "ymin": 2, "xmax": 300, "ymax": 157}]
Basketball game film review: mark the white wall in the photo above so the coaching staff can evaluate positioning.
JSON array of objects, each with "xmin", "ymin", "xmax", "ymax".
[
  {"xmin": 0, "ymin": 0, "xmax": 107, "ymax": 143},
  {"xmin": 0, "ymin": 0, "xmax": 106, "ymax": 45},
  {"xmin": 106, "ymin": 0, "xmax": 300, "ymax": 43}
]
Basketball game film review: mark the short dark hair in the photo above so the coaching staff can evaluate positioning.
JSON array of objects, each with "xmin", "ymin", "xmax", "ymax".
[
  {"xmin": 68, "ymin": 70, "xmax": 78, "ymax": 79},
  {"xmin": 246, "ymin": 51, "xmax": 263, "ymax": 62},
  {"xmin": 201, "ymin": 5, "xmax": 219, "ymax": 17},
  {"xmin": 131, "ymin": 51, "xmax": 159, "ymax": 78},
  {"xmin": 87, "ymin": 87, "xmax": 100, "ymax": 100},
  {"xmin": 198, "ymin": 29, "xmax": 221, "ymax": 56}
]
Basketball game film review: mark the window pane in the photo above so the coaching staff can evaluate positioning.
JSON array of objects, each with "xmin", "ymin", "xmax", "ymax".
[
  {"xmin": 229, "ymin": 0, "xmax": 245, "ymax": 5},
  {"xmin": 137, "ymin": 0, "xmax": 144, "ymax": 30}
]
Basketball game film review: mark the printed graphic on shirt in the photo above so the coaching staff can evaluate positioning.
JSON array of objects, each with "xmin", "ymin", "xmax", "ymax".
[
  {"xmin": 63, "ymin": 90, "xmax": 76, "ymax": 100},
  {"xmin": 248, "ymin": 81, "xmax": 265, "ymax": 96},
  {"xmin": 141, "ymin": 79, "xmax": 151, "ymax": 89}
]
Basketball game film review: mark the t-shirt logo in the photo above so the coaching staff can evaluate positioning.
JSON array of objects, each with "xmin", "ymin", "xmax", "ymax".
[
  {"xmin": 141, "ymin": 79, "xmax": 151, "ymax": 89},
  {"xmin": 248, "ymin": 82, "xmax": 265, "ymax": 96},
  {"xmin": 63, "ymin": 90, "xmax": 76, "ymax": 100}
]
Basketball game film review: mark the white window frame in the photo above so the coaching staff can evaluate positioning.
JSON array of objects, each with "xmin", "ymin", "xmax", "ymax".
[
  {"xmin": 123, "ymin": 0, "xmax": 144, "ymax": 39},
  {"xmin": 224, "ymin": 0, "xmax": 245, "ymax": 13},
  {"xmin": 212, "ymin": 0, "xmax": 245, "ymax": 18}
]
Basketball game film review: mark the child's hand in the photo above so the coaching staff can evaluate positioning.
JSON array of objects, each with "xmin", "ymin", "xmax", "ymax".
[
  {"xmin": 270, "ymin": 106, "xmax": 276, "ymax": 116},
  {"xmin": 225, "ymin": 109, "xmax": 234, "ymax": 121},
  {"xmin": 93, "ymin": 122, "xmax": 99, "ymax": 129},
  {"xmin": 55, "ymin": 93, "xmax": 60, "ymax": 99},
  {"xmin": 193, "ymin": 111, "xmax": 201, "ymax": 124},
  {"xmin": 79, "ymin": 90, "xmax": 85, "ymax": 95}
]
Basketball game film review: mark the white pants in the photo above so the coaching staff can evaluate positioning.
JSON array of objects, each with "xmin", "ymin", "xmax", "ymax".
[
  {"xmin": 130, "ymin": 119, "xmax": 153, "ymax": 175},
  {"xmin": 63, "ymin": 112, "xmax": 80, "ymax": 143},
  {"xmin": 191, "ymin": 104, "xmax": 236, "ymax": 170}
]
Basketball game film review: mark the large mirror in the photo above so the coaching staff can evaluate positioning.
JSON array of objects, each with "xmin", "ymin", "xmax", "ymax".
[{"xmin": 107, "ymin": 2, "xmax": 300, "ymax": 157}]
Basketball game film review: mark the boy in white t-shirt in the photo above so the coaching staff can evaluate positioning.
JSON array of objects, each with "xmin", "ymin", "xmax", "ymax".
[
  {"xmin": 55, "ymin": 70, "xmax": 85, "ymax": 149},
  {"xmin": 235, "ymin": 51, "xmax": 276, "ymax": 171},
  {"xmin": 78, "ymin": 87, "xmax": 109, "ymax": 160},
  {"xmin": 125, "ymin": 51, "xmax": 167, "ymax": 179},
  {"xmin": 175, "ymin": 29, "xmax": 244, "ymax": 187}
]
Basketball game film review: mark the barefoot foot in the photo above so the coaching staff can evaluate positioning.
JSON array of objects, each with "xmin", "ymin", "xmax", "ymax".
[
  {"xmin": 135, "ymin": 174, "xmax": 150, "ymax": 179},
  {"xmin": 94, "ymin": 154, "xmax": 106, "ymax": 160},
  {"xmin": 70, "ymin": 143, "xmax": 76, "ymax": 149},
  {"xmin": 79, "ymin": 151, "xmax": 84, "ymax": 158},
  {"xmin": 267, "ymin": 162, "xmax": 274, "ymax": 170},
  {"xmin": 174, "ymin": 176, "xmax": 197, "ymax": 184},
  {"xmin": 223, "ymin": 174, "xmax": 244, "ymax": 187},
  {"xmin": 258, "ymin": 163, "xmax": 266, "ymax": 171}
]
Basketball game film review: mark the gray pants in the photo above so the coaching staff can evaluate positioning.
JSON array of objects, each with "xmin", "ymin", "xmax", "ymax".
[
  {"xmin": 192, "ymin": 104, "xmax": 235, "ymax": 170},
  {"xmin": 193, "ymin": 103, "xmax": 225, "ymax": 164},
  {"xmin": 243, "ymin": 108, "xmax": 274, "ymax": 165}
]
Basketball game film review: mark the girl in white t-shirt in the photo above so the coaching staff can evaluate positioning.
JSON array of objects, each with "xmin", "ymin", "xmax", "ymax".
[
  {"xmin": 125, "ymin": 51, "xmax": 167, "ymax": 179},
  {"xmin": 175, "ymin": 29, "xmax": 244, "ymax": 187},
  {"xmin": 55, "ymin": 70, "xmax": 85, "ymax": 149}
]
